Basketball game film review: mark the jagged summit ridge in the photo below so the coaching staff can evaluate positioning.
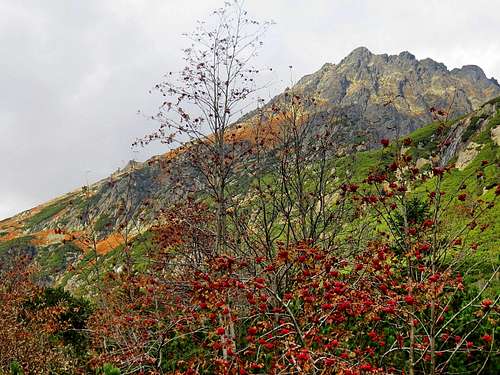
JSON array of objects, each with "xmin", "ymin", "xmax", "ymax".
[
  {"xmin": 285, "ymin": 47, "xmax": 500, "ymax": 148},
  {"xmin": 337, "ymin": 47, "xmax": 497, "ymax": 82},
  {"xmin": 340, "ymin": 46, "xmax": 374, "ymax": 65}
]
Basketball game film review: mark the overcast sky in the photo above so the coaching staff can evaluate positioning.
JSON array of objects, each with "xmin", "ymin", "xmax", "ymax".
[{"xmin": 1, "ymin": 0, "xmax": 499, "ymax": 220}]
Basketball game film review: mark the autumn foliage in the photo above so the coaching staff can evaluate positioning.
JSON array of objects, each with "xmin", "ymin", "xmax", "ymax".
[
  {"xmin": 83, "ymin": 160, "xmax": 498, "ymax": 374},
  {"xmin": 1, "ymin": 2, "xmax": 498, "ymax": 374},
  {"xmin": 0, "ymin": 257, "xmax": 90, "ymax": 373}
]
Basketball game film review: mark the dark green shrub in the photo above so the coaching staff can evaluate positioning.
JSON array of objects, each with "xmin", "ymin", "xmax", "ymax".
[{"xmin": 9, "ymin": 361, "xmax": 24, "ymax": 375}]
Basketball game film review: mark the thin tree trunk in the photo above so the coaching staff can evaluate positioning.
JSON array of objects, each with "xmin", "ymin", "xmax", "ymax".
[{"xmin": 409, "ymin": 311, "xmax": 415, "ymax": 375}]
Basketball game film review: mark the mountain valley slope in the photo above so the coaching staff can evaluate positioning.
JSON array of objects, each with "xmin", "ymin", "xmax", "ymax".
[{"xmin": 1, "ymin": 48, "xmax": 499, "ymax": 290}]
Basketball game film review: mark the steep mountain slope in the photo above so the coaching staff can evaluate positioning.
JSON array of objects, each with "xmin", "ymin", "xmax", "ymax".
[
  {"xmin": 1, "ymin": 49, "xmax": 499, "ymax": 286},
  {"xmin": 58, "ymin": 96, "xmax": 500, "ymax": 292}
]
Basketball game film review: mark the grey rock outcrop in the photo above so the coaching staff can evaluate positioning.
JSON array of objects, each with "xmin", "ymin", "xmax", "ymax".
[{"xmin": 266, "ymin": 47, "xmax": 500, "ymax": 149}]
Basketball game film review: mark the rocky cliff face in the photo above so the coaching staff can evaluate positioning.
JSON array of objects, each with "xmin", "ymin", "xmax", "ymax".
[{"xmin": 271, "ymin": 47, "xmax": 500, "ymax": 150}]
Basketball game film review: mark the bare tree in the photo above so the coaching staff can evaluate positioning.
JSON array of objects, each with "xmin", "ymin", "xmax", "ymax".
[{"xmin": 137, "ymin": 1, "xmax": 273, "ymax": 255}]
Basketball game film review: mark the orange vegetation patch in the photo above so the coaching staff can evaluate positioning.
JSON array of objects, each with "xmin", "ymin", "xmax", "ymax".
[
  {"xmin": 96, "ymin": 232, "xmax": 125, "ymax": 255},
  {"xmin": 72, "ymin": 236, "xmax": 90, "ymax": 252},
  {"xmin": 0, "ymin": 217, "xmax": 21, "ymax": 231},
  {"xmin": 226, "ymin": 116, "xmax": 282, "ymax": 148},
  {"xmin": 0, "ymin": 228, "xmax": 23, "ymax": 242},
  {"xmin": 139, "ymin": 104, "xmax": 321, "ymax": 180},
  {"xmin": 150, "ymin": 113, "xmax": 284, "ymax": 161},
  {"xmin": 0, "ymin": 218, "xmax": 24, "ymax": 243},
  {"xmin": 32, "ymin": 230, "xmax": 60, "ymax": 246},
  {"xmin": 5, "ymin": 228, "xmax": 126, "ymax": 256},
  {"xmin": 161, "ymin": 146, "xmax": 183, "ymax": 162}
]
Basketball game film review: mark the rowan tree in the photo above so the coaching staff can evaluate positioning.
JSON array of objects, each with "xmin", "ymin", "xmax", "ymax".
[
  {"xmin": 137, "ymin": 0, "xmax": 273, "ymax": 255},
  {"xmin": 355, "ymin": 118, "xmax": 499, "ymax": 374}
]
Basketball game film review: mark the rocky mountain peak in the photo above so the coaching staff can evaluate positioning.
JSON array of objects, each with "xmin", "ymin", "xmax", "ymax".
[
  {"xmin": 419, "ymin": 58, "xmax": 448, "ymax": 72},
  {"xmin": 398, "ymin": 50, "xmax": 416, "ymax": 61},
  {"xmin": 284, "ymin": 48, "xmax": 500, "ymax": 149},
  {"xmin": 452, "ymin": 65, "xmax": 488, "ymax": 81},
  {"xmin": 245, "ymin": 48, "xmax": 500, "ymax": 153},
  {"xmin": 340, "ymin": 46, "xmax": 373, "ymax": 65}
]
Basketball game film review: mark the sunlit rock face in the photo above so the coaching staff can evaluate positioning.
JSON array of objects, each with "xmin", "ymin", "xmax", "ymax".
[{"xmin": 282, "ymin": 47, "xmax": 500, "ymax": 149}]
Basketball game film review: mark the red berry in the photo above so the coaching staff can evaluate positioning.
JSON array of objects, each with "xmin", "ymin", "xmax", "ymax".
[
  {"xmin": 482, "ymin": 334, "xmax": 492, "ymax": 343},
  {"xmin": 404, "ymin": 295, "xmax": 415, "ymax": 305},
  {"xmin": 481, "ymin": 299, "xmax": 493, "ymax": 309}
]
